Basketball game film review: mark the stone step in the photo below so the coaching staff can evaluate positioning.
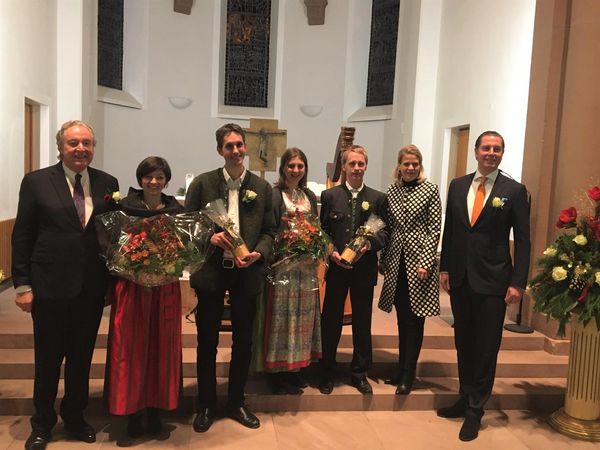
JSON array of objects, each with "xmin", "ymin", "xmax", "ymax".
[
  {"xmin": 0, "ymin": 330, "xmax": 547, "ymax": 351},
  {"xmin": 0, "ymin": 347, "xmax": 568, "ymax": 380},
  {"xmin": 0, "ymin": 376, "xmax": 565, "ymax": 416}
]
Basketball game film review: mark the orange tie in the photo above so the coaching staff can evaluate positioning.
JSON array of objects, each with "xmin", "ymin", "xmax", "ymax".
[{"xmin": 471, "ymin": 176, "xmax": 487, "ymax": 226}]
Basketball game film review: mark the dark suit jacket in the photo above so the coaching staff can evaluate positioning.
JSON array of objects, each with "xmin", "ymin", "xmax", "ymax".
[
  {"xmin": 185, "ymin": 168, "xmax": 276, "ymax": 295},
  {"xmin": 12, "ymin": 163, "xmax": 119, "ymax": 300},
  {"xmin": 320, "ymin": 184, "xmax": 388, "ymax": 286},
  {"xmin": 440, "ymin": 171, "xmax": 530, "ymax": 295}
]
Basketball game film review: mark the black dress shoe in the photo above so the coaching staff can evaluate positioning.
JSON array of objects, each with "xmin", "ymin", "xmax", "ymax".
[
  {"xmin": 25, "ymin": 430, "xmax": 50, "ymax": 450},
  {"xmin": 459, "ymin": 417, "xmax": 480, "ymax": 441},
  {"xmin": 395, "ymin": 371, "xmax": 415, "ymax": 395},
  {"xmin": 146, "ymin": 408, "xmax": 162, "ymax": 435},
  {"xmin": 351, "ymin": 376, "xmax": 373, "ymax": 395},
  {"xmin": 64, "ymin": 421, "xmax": 96, "ymax": 443},
  {"xmin": 437, "ymin": 400, "xmax": 467, "ymax": 418},
  {"xmin": 227, "ymin": 405, "xmax": 260, "ymax": 429},
  {"xmin": 127, "ymin": 412, "xmax": 143, "ymax": 438},
  {"xmin": 318, "ymin": 379, "xmax": 334, "ymax": 395},
  {"xmin": 193, "ymin": 406, "xmax": 216, "ymax": 433}
]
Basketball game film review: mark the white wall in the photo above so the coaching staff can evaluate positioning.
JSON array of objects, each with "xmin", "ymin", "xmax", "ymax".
[
  {"xmin": 96, "ymin": 0, "xmax": 389, "ymax": 193},
  {"xmin": 0, "ymin": 0, "xmax": 57, "ymax": 220},
  {"xmin": 430, "ymin": 0, "xmax": 535, "ymax": 200}
]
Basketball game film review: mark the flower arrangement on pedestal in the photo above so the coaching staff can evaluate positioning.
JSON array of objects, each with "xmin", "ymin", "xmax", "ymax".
[{"xmin": 529, "ymin": 186, "xmax": 600, "ymax": 335}]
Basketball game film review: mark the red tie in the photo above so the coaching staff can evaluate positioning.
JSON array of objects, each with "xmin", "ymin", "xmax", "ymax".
[
  {"xmin": 73, "ymin": 173, "xmax": 86, "ymax": 226},
  {"xmin": 471, "ymin": 176, "xmax": 486, "ymax": 226}
]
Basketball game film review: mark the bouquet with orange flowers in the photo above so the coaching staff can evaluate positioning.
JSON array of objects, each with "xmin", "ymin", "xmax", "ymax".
[
  {"xmin": 268, "ymin": 210, "xmax": 331, "ymax": 289},
  {"xmin": 97, "ymin": 211, "xmax": 213, "ymax": 287},
  {"xmin": 529, "ymin": 186, "xmax": 600, "ymax": 335}
]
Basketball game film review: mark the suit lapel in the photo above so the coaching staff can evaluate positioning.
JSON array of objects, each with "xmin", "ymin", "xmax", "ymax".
[
  {"xmin": 458, "ymin": 174, "xmax": 474, "ymax": 227},
  {"xmin": 50, "ymin": 163, "xmax": 81, "ymax": 229}
]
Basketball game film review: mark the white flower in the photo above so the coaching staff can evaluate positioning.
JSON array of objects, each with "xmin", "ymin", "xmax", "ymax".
[
  {"xmin": 572, "ymin": 234, "xmax": 588, "ymax": 246},
  {"xmin": 543, "ymin": 247, "xmax": 557, "ymax": 257},
  {"xmin": 361, "ymin": 201, "xmax": 370, "ymax": 211},
  {"xmin": 551, "ymin": 266, "xmax": 568, "ymax": 282},
  {"xmin": 595, "ymin": 272, "xmax": 600, "ymax": 286},
  {"xmin": 111, "ymin": 191, "xmax": 122, "ymax": 202},
  {"xmin": 492, "ymin": 197, "xmax": 506, "ymax": 208},
  {"xmin": 242, "ymin": 189, "xmax": 257, "ymax": 203}
]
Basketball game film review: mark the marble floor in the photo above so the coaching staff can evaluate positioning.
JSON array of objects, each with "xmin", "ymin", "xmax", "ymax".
[{"xmin": 0, "ymin": 410, "xmax": 597, "ymax": 449}]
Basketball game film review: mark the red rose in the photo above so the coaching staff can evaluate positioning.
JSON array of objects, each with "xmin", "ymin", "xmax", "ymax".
[
  {"xmin": 556, "ymin": 207, "xmax": 577, "ymax": 228},
  {"xmin": 577, "ymin": 283, "xmax": 590, "ymax": 304},
  {"xmin": 587, "ymin": 186, "xmax": 600, "ymax": 201}
]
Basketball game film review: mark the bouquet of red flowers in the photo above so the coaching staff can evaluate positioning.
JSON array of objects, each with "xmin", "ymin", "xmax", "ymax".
[
  {"xmin": 529, "ymin": 186, "xmax": 600, "ymax": 335},
  {"xmin": 268, "ymin": 210, "xmax": 331, "ymax": 289},
  {"xmin": 97, "ymin": 211, "xmax": 213, "ymax": 287}
]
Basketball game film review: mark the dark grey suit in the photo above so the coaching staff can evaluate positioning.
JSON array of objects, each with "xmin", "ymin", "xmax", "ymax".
[
  {"xmin": 12, "ymin": 162, "xmax": 119, "ymax": 431},
  {"xmin": 185, "ymin": 168, "xmax": 275, "ymax": 408}
]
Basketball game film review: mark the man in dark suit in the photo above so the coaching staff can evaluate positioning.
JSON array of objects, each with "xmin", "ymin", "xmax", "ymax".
[
  {"xmin": 319, "ymin": 145, "xmax": 388, "ymax": 395},
  {"xmin": 185, "ymin": 123, "xmax": 275, "ymax": 432},
  {"xmin": 12, "ymin": 120, "xmax": 119, "ymax": 450},
  {"xmin": 438, "ymin": 131, "xmax": 530, "ymax": 441}
]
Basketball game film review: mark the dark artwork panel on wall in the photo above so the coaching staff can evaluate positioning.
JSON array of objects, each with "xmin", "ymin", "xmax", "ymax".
[
  {"xmin": 98, "ymin": 0, "xmax": 124, "ymax": 90},
  {"xmin": 224, "ymin": 0, "xmax": 272, "ymax": 108},
  {"xmin": 366, "ymin": 0, "xmax": 400, "ymax": 107}
]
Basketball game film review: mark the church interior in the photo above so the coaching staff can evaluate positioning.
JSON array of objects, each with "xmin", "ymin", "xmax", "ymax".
[{"xmin": 0, "ymin": 0, "xmax": 599, "ymax": 448}]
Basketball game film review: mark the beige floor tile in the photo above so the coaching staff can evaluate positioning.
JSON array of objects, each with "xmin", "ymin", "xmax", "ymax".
[
  {"xmin": 272, "ymin": 411, "xmax": 384, "ymax": 450},
  {"xmin": 489, "ymin": 410, "xmax": 600, "ymax": 449},
  {"xmin": 188, "ymin": 413, "xmax": 277, "ymax": 450}
]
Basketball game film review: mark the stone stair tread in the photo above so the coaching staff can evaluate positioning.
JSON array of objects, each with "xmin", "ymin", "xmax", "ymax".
[
  {"xmin": 0, "ymin": 376, "xmax": 565, "ymax": 400},
  {"xmin": 0, "ymin": 347, "xmax": 568, "ymax": 365}
]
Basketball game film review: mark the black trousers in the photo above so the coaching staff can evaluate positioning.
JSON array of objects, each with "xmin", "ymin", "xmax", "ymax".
[
  {"xmin": 321, "ymin": 265, "xmax": 374, "ymax": 378},
  {"xmin": 394, "ymin": 258, "xmax": 425, "ymax": 374},
  {"xmin": 31, "ymin": 289, "xmax": 104, "ymax": 432},
  {"xmin": 194, "ymin": 267, "xmax": 257, "ymax": 410},
  {"xmin": 450, "ymin": 278, "xmax": 506, "ymax": 420}
]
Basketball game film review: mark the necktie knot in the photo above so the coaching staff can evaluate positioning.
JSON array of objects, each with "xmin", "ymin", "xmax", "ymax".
[
  {"xmin": 350, "ymin": 189, "xmax": 359, "ymax": 198},
  {"xmin": 227, "ymin": 178, "xmax": 241, "ymax": 190}
]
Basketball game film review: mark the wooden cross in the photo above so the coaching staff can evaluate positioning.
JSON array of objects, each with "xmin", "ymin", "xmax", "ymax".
[{"xmin": 244, "ymin": 118, "xmax": 287, "ymax": 178}]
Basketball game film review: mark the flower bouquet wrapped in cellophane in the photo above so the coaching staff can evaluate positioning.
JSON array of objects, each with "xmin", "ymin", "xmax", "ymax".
[
  {"xmin": 97, "ymin": 211, "xmax": 213, "ymax": 287},
  {"xmin": 529, "ymin": 186, "xmax": 600, "ymax": 336},
  {"xmin": 340, "ymin": 213, "xmax": 385, "ymax": 265},
  {"xmin": 202, "ymin": 198, "xmax": 250, "ymax": 259},
  {"xmin": 267, "ymin": 210, "xmax": 331, "ymax": 291}
]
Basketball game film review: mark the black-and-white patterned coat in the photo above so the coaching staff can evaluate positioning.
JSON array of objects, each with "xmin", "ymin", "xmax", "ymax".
[{"xmin": 378, "ymin": 180, "xmax": 442, "ymax": 316}]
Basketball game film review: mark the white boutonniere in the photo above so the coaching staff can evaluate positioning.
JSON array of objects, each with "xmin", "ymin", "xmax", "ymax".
[
  {"xmin": 104, "ymin": 191, "xmax": 121, "ymax": 204},
  {"xmin": 242, "ymin": 189, "xmax": 257, "ymax": 203},
  {"xmin": 492, "ymin": 197, "xmax": 507, "ymax": 209},
  {"xmin": 361, "ymin": 201, "xmax": 370, "ymax": 211}
]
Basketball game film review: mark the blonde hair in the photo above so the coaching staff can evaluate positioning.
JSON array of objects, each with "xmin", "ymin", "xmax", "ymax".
[
  {"xmin": 394, "ymin": 144, "xmax": 426, "ymax": 184},
  {"xmin": 341, "ymin": 145, "xmax": 368, "ymax": 183}
]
